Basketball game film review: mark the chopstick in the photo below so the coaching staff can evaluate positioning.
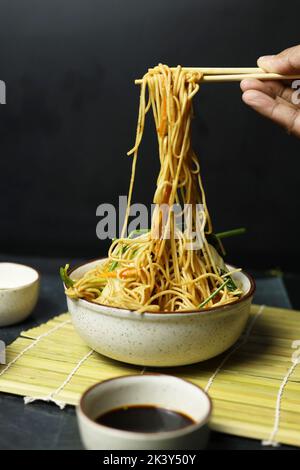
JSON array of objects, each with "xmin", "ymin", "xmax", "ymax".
[
  {"xmin": 202, "ymin": 73, "xmax": 300, "ymax": 82},
  {"xmin": 149, "ymin": 67, "xmax": 263, "ymax": 74},
  {"xmin": 134, "ymin": 67, "xmax": 300, "ymax": 85}
]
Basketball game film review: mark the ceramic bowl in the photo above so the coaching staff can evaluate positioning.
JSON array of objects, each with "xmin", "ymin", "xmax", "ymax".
[
  {"xmin": 66, "ymin": 259, "xmax": 255, "ymax": 367},
  {"xmin": 0, "ymin": 263, "xmax": 39, "ymax": 327},
  {"xmin": 77, "ymin": 374, "xmax": 211, "ymax": 450}
]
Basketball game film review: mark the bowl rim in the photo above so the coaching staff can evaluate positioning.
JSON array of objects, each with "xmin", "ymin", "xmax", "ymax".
[
  {"xmin": 67, "ymin": 258, "xmax": 256, "ymax": 316},
  {"xmin": 0, "ymin": 262, "xmax": 40, "ymax": 291},
  {"xmin": 77, "ymin": 373, "xmax": 212, "ymax": 440}
]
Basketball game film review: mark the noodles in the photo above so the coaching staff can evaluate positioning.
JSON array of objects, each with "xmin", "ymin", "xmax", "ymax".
[{"xmin": 64, "ymin": 64, "xmax": 243, "ymax": 312}]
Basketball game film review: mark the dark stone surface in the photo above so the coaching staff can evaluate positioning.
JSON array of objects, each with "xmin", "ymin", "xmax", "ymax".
[{"xmin": 0, "ymin": 255, "xmax": 296, "ymax": 450}]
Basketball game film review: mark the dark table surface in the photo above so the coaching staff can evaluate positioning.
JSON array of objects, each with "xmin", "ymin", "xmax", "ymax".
[{"xmin": 0, "ymin": 254, "xmax": 298, "ymax": 450}]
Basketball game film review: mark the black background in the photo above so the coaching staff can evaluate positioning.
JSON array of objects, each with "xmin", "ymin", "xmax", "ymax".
[{"xmin": 0, "ymin": 0, "xmax": 299, "ymax": 270}]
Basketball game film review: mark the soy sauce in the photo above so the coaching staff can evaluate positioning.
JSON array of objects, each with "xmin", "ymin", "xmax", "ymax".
[{"xmin": 95, "ymin": 405, "xmax": 195, "ymax": 433}]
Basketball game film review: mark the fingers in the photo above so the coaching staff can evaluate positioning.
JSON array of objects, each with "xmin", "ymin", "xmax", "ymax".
[
  {"xmin": 242, "ymin": 89, "xmax": 300, "ymax": 138},
  {"xmin": 240, "ymin": 78, "xmax": 298, "ymax": 107},
  {"xmin": 257, "ymin": 45, "xmax": 300, "ymax": 74},
  {"xmin": 241, "ymin": 45, "xmax": 300, "ymax": 137}
]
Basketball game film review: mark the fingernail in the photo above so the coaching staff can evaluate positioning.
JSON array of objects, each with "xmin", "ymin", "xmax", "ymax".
[
  {"xmin": 242, "ymin": 90, "xmax": 262, "ymax": 105},
  {"xmin": 258, "ymin": 55, "xmax": 275, "ymax": 67},
  {"xmin": 258, "ymin": 55, "xmax": 275, "ymax": 61},
  {"xmin": 240, "ymin": 79, "xmax": 258, "ymax": 90},
  {"xmin": 242, "ymin": 90, "xmax": 271, "ymax": 106}
]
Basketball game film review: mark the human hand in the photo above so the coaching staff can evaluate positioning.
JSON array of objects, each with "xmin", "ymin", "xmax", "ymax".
[{"xmin": 240, "ymin": 45, "xmax": 300, "ymax": 137}]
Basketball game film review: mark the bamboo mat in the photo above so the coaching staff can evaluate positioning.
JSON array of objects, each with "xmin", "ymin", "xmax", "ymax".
[{"xmin": 0, "ymin": 304, "xmax": 300, "ymax": 447}]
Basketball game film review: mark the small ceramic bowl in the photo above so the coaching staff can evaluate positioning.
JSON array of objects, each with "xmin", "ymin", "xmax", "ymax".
[
  {"xmin": 77, "ymin": 374, "xmax": 211, "ymax": 450},
  {"xmin": 66, "ymin": 259, "xmax": 255, "ymax": 367},
  {"xmin": 0, "ymin": 263, "xmax": 39, "ymax": 327}
]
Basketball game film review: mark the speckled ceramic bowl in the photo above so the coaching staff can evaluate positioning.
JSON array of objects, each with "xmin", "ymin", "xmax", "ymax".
[
  {"xmin": 0, "ymin": 263, "xmax": 39, "ymax": 327},
  {"xmin": 66, "ymin": 259, "xmax": 255, "ymax": 367}
]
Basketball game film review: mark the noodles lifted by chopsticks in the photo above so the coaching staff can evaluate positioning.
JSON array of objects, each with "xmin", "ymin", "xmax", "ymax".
[{"xmin": 64, "ymin": 64, "xmax": 243, "ymax": 312}]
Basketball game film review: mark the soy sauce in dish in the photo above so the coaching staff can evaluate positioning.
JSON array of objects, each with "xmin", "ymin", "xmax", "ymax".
[{"xmin": 95, "ymin": 405, "xmax": 195, "ymax": 433}]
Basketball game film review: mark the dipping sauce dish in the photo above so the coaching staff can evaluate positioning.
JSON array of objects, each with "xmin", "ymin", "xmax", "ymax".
[{"xmin": 77, "ymin": 374, "xmax": 211, "ymax": 450}]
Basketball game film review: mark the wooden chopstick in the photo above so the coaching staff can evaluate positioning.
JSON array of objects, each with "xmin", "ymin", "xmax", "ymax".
[
  {"xmin": 135, "ymin": 68, "xmax": 300, "ymax": 85},
  {"xmin": 202, "ymin": 73, "xmax": 300, "ymax": 82},
  {"xmin": 148, "ymin": 67, "xmax": 263, "ymax": 75}
]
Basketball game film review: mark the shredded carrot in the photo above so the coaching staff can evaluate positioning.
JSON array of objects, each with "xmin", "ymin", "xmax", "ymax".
[
  {"xmin": 119, "ymin": 268, "xmax": 138, "ymax": 279},
  {"xmin": 162, "ymin": 184, "xmax": 171, "ymax": 204},
  {"xmin": 157, "ymin": 93, "xmax": 167, "ymax": 137},
  {"xmin": 98, "ymin": 271, "xmax": 117, "ymax": 278}
]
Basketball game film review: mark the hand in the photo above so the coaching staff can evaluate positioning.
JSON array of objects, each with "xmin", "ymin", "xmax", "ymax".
[{"xmin": 240, "ymin": 45, "xmax": 300, "ymax": 137}]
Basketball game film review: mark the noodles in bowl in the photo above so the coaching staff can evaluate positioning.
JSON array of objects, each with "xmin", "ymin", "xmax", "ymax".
[
  {"xmin": 63, "ymin": 64, "xmax": 256, "ymax": 366},
  {"xmin": 63, "ymin": 64, "xmax": 245, "ymax": 313}
]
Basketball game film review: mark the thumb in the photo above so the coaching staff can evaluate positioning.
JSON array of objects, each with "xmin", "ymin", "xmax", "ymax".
[{"xmin": 257, "ymin": 45, "xmax": 300, "ymax": 75}]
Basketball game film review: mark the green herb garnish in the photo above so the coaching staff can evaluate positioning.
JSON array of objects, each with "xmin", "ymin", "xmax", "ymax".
[
  {"xmin": 199, "ymin": 278, "xmax": 230, "ymax": 309},
  {"xmin": 109, "ymin": 244, "xmax": 129, "ymax": 271},
  {"xmin": 109, "ymin": 261, "xmax": 119, "ymax": 272},
  {"xmin": 60, "ymin": 264, "xmax": 74, "ymax": 288},
  {"xmin": 220, "ymin": 268, "xmax": 237, "ymax": 292},
  {"xmin": 128, "ymin": 228, "xmax": 150, "ymax": 239},
  {"xmin": 207, "ymin": 228, "xmax": 246, "ymax": 257},
  {"xmin": 216, "ymin": 227, "xmax": 246, "ymax": 239}
]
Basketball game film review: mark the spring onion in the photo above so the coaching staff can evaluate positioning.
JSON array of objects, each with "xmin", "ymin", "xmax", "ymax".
[
  {"xmin": 198, "ymin": 278, "xmax": 230, "ymax": 309},
  {"xmin": 60, "ymin": 264, "xmax": 74, "ymax": 288},
  {"xmin": 216, "ymin": 228, "xmax": 246, "ymax": 239}
]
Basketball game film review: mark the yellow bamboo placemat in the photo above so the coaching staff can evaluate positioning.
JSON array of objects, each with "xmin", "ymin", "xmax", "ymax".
[{"xmin": 0, "ymin": 304, "xmax": 300, "ymax": 447}]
